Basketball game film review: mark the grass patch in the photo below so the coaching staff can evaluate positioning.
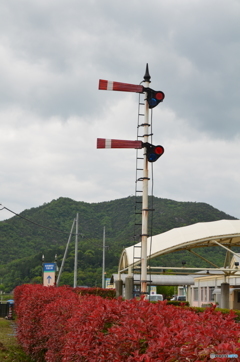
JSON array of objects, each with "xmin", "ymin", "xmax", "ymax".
[{"xmin": 0, "ymin": 318, "xmax": 33, "ymax": 362}]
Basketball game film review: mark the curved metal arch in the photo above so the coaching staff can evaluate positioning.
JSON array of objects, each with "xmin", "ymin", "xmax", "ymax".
[{"xmin": 118, "ymin": 219, "xmax": 240, "ymax": 273}]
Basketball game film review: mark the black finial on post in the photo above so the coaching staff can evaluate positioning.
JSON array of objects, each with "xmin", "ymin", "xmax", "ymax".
[{"xmin": 143, "ymin": 63, "xmax": 151, "ymax": 83}]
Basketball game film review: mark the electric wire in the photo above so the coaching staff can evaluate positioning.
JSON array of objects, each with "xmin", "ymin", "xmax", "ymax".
[{"xmin": 0, "ymin": 204, "xmax": 78, "ymax": 235}]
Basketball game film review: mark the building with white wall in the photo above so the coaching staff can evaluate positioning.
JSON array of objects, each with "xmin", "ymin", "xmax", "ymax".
[{"xmin": 179, "ymin": 256, "xmax": 240, "ymax": 309}]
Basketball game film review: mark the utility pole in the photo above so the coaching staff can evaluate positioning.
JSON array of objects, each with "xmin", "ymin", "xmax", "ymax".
[
  {"xmin": 102, "ymin": 226, "xmax": 106, "ymax": 288},
  {"xmin": 56, "ymin": 218, "xmax": 76, "ymax": 286},
  {"xmin": 74, "ymin": 213, "xmax": 79, "ymax": 288}
]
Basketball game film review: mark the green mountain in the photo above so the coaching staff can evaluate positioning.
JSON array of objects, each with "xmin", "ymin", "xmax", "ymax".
[{"xmin": 0, "ymin": 196, "xmax": 238, "ymax": 291}]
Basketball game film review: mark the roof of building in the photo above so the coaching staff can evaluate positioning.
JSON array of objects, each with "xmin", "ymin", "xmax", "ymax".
[{"xmin": 119, "ymin": 219, "xmax": 240, "ymax": 272}]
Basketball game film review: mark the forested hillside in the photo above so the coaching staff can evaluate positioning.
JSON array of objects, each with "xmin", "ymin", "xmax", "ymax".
[{"xmin": 0, "ymin": 196, "xmax": 238, "ymax": 291}]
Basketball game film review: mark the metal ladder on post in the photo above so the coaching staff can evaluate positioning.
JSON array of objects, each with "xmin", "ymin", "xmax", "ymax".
[{"xmin": 132, "ymin": 92, "xmax": 150, "ymax": 296}]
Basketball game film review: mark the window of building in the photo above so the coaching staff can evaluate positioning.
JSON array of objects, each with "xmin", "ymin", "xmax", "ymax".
[
  {"xmin": 209, "ymin": 287, "xmax": 215, "ymax": 302},
  {"xmin": 178, "ymin": 287, "xmax": 184, "ymax": 296},
  {"xmin": 204, "ymin": 287, "xmax": 208, "ymax": 302},
  {"xmin": 200, "ymin": 287, "xmax": 208, "ymax": 302},
  {"xmin": 193, "ymin": 287, "xmax": 198, "ymax": 301}
]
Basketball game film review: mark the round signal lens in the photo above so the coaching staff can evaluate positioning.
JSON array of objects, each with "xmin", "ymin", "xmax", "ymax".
[
  {"xmin": 155, "ymin": 92, "xmax": 164, "ymax": 101},
  {"xmin": 155, "ymin": 146, "xmax": 164, "ymax": 155},
  {"xmin": 148, "ymin": 153, "xmax": 158, "ymax": 162},
  {"xmin": 148, "ymin": 98, "xmax": 157, "ymax": 107}
]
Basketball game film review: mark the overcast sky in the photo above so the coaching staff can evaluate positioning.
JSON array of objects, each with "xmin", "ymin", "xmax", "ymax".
[{"xmin": 0, "ymin": 0, "xmax": 240, "ymax": 222}]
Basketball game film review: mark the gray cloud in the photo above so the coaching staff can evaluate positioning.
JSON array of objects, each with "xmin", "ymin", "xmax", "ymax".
[{"xmin": 0, "ymin": 0, "xmax": 240, "ymax": 222}]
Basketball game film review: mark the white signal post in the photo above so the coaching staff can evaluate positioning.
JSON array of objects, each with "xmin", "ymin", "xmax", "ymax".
[
  {"xmin": 141, "ymin": 65, "xmax": 151, "ymax": 295},
  {"xmin": 98, "ymin": 65, "xmax": 164, "ymax": 297}
]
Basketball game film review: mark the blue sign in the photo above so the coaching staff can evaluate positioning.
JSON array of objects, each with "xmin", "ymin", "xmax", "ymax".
[{"xmin": 43, "ymin": 263, "xmax": 56, "ymax": 272}]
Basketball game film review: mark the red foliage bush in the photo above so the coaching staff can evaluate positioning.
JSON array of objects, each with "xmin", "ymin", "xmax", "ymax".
[
  {"xmin": 15, "ymin": 285, "xmax": 240, "ymax": 362},
  {"xmin": 15, "ymin": 284, "xmax": 77, "ymax": 361},
  {"xmin": 61, "ymin": 298, "xmax": 240, "ymax": 362},
  {"xmin": 41, "ymin": 295, "xmax": 80, "ymax": 362}
]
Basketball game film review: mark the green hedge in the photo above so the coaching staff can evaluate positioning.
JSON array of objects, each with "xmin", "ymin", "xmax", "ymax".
[
  {"xmin": 216, "ymin": 307, "xmax": 240, "ymax": 321},
  {"xmin": 184, "ymin": 305, "xmax": 240, "ymax": 322},
  {"xmin": 75, "ymin": 287, "xmax": 116, "ymax": 299},
  {"xmin": 167, "ymin": 300, "xmax": 190, "ymax": 307}
]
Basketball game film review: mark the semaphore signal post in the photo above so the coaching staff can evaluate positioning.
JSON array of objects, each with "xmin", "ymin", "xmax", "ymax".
[{"xmin": 97, "ymin": 64, "xmax": 165, "ymax": 297}]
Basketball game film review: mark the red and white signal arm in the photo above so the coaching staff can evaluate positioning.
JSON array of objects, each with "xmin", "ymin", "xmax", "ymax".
[
  {"xmin": 99, "ymin": 78, "xmax": 165, "ymax": 111},
  {"xmin": 99, "ymin": 80, "xmax": 144, "ymax": 93},
  {"xmin": 97, "ymin": 138, "xmax": 143, "ymax": 149}
]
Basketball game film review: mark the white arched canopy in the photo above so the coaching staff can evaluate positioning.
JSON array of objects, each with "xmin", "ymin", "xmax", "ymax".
[{"xmin": 119, "ymin": 219, "xmax": 240, "ymax": 272}]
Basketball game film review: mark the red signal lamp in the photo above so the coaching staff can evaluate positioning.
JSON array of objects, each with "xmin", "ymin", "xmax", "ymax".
[
  {"xmin": 145, "ymin": 88, "xmax": 165, "ymax": 109},
  {"xmin": 155, "ymin": 146, "xmax": 164, "ymax": 155},
  {"xmin": 143, "ymin": 143, "xmax": 164, "ymax": 162}
]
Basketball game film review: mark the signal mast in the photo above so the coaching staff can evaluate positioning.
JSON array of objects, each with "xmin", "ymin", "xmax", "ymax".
[{"xmin": 97, "ymin": 64, "xmax": 165, "ymax": 295}]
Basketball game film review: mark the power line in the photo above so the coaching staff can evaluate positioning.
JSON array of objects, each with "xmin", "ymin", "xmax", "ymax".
[{"xmin": 0, "ymin": 204, "xmax": 77, "ymax": 236}]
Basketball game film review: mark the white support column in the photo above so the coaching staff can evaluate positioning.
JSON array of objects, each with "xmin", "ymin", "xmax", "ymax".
[
  {"xmin": 221, "ymin": 283, "xmax": 230, "ymax": 309},
  {"xmin": 198, "ymin": 280, "xmax": 201, "ymax": 307}
]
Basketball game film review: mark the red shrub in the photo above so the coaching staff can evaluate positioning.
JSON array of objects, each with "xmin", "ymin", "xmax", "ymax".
[
  {"xmin": 15, "ymin": 284, "xmax": 76, "ymax": 361},
  {"xmin": 61, "ymin": 295, "xmax": 123, "ymax": 362},
  {"xmin": 15, "ymin": 285, "xmax": 240, "ymax": 362},
  {"xmin": 41, "ymin": 295, "xmax": 80, "ymax": 362}
]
